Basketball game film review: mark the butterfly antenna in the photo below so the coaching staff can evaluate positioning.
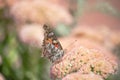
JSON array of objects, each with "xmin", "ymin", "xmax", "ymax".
[{"xmin": 64, "ymin": 40, "xmax": 77, "ymax": 50}]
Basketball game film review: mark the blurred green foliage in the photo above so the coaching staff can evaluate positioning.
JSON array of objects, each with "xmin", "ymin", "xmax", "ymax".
[{"xmin": 0, "ymin": 8, "xmax": 50, "ymax": 80}]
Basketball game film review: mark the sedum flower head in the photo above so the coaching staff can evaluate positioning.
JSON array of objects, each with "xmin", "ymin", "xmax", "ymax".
[
  {"xmin": 50, "ymin": 42, "xmax": 118, "ymax": 79},
  {"xmin": 10, "ymin": 0, "xmax": 73, "ymax": 25},
  {"xmin": 62, "ymin": 72, "xmax": 104, "ymax": 80},
  {"xmin": 19, "ymin": 24, "xmax": 44, "ymax": 47}
]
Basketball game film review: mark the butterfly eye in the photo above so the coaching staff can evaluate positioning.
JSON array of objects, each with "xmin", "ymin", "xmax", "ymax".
[{"xmin": 43, "ymin": 24, "xmax": 48, "ymax": 30}]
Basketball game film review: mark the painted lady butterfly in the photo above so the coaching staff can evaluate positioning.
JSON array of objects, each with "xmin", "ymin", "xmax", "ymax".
[{"xmin": 42, "ymin": 25, "xmax": 64, "ymax": 63}]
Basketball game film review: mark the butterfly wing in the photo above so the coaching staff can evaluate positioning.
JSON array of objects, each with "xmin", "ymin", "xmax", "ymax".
[{"xmin": 42, "ymin": 25, "xmax": 64, "ymax": 62}]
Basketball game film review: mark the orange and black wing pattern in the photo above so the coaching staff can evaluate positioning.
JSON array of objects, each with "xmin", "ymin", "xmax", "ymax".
[{"xmin": 42, "ymin": 25, "xmax": 64, "ymax": 62}]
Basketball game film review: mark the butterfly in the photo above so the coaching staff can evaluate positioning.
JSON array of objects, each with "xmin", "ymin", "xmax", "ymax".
[{"xmin": 42, "ymin": 24, "xmax": 64, "ymax": 63}]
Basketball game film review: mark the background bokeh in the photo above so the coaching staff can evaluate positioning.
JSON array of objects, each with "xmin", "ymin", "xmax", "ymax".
[{"xmin": 0, "ymin": 0, "xmax": 120, "ymax": 80}]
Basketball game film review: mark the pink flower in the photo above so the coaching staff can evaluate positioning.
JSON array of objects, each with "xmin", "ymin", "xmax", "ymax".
[
  {"xmin": 19, "ymin": 24, "xmax": 44, "ymax": 48},
  {"xmin": 50, "ymin": 42, "xmax": 118, "ymax": 79},
  {"xmin": 0, "ymin": 0, "xmax": 4, "ymax": 8},
  {"xmin": 0, "ymin": 73, "xmax": 5, "ymax": 80},
  {"xmin": 62, "ymin": 72, "xmax": 103, "ymax": 80},
  {"xmin": 10, "ymin": 0, "xmax": 73, "ymax": 25}
]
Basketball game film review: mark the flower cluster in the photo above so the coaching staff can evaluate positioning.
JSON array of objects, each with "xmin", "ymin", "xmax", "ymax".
[
  {"xmin": 0, "ymin": 73, "xmax": 5, "ymax": 80},
  {"xmin": 71, "ymin": 26, "xmax": 120, "ymax": 50},
  {"xmin": 0, "ymin": 0, "xmax": 4, "ymax": 9},
  {"xmin": 50, "ymin": 42, "xmax": 118, "ymax": 79},
  {"xmin": 62, "ymin": 72, "xmax": 103, "ymax": 80},
  {"xmin": 19, "ymin": 24, "xmax": 44, "ymax": 48},
  {"xmin": 10, "ymin": 0, "xmax": 73, "ymax": 25}
]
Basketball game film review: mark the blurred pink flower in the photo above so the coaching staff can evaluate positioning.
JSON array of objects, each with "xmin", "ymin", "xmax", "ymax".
[
  {"xmin": 48, "ymin": 0, "xmax": 78, "ymax": 13},
  {"xmin": 0, "ymin": 0, "xmax": 4, "ymax": 8},
  {"xmin": 47, "ymin": 0, "xmax": 70, "ymax": 10},
  {"xmin": 62, "ymin": 72, "xmax": 103, "ymax": 80},
  {"xmin": 0, "ymin": 73, "xmax": 5, "ymax": 80},
  {"xmin": 19, "ymin": 24, "xmax": 44, "ymax": 48},
  {"xmin": 71, "ymin": 26, "xmax": 103, "ymax": 42},
  {"xmin": 50, "ymin": 42, "xmax": 118, "ymax": 79},
  {"xmin": 5, "ymin": 0, "xmax": 18, "ymax": 7},
  {"xmin": 71, "ymin": 26, "xmax": 120, "ymax": 50},
  {"xmin": 10, "ymin": 0, "xmax": 73, "ymax": 25}
]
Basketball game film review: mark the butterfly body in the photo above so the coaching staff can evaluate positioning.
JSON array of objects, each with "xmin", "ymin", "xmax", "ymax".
[{"xmin": 42, "ymin": 25, "xmax": 64, "ymax": 62}]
